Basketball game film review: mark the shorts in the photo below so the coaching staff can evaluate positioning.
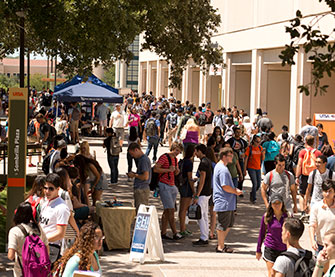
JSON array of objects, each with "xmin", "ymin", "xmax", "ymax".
[
  {"xmin": 27, "ymin": 136, "xmax": 39, "ymax": 153},
  {"xmin": 299, "ymin": 175, "xmax": 309, "ymax": 195},
  {"xmin": 99, "ymin": 119, "xmax": 107, "ymax": 127},
  {"xmin": 217, "ymin": 210, "xmax": 235, "ymax": 231},
  {"xmin": 89, "ymin": 174, "xmax": 108, "ymax": 191},
  {"xmin": 204, "ymin": 124, "xmax": 213, "ymax": 135},
  {"xmin": 113, "ymin": 127, "xmax": 124, "ymax": 141},
  {"xmin": 70, "ymin": 120, "xmax": 79, "ymax": 132},
  {"xmin": 134, "ymin": 187, "xmax": 150, "ymax": 211},
  {"xmin": 263, "ymin": 246, "xmax": 283, "ymax": 263},
  {"xmin": 167, "ymin": 128, "xmax": 177, "ymax": 140},
  {"xmin": 158, "ymin": 182, "xmax": 178, "ymax": 209},
  {"xmin": 199, "ymin": 126, "xmax": 205, "ymax": 136},
  {"xmin": 179, "ymin": 183, "xmax": 193, "ymax": 198}
]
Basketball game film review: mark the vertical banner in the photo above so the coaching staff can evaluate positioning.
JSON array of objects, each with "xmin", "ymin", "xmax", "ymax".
[{"xmin": 6, "ymin": 88, "xmax": 27, "ymax": 232}]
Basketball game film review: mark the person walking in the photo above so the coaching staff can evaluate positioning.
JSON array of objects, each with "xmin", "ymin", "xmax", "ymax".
[
  {"xmin": 143, "ymin": 111, "xmax": 160, "ymax": 163},
  {"xmin": 256, "ymin": 194, "xmax": 288, "ymax": 277},
  {"xmin": 213, "ymin": 147, "xmax": 243, "ymax": 253},
  {"xmin": 110, "ymin": 103, "xmax": 125, "ymax": 147},
  {"xmin": 244, "ymin": 135, "xmax": 265, "ymax": 204},
  {"xmin": 103, "ymin": 128, "xmax": 121, "ymax": 185},
  {"xmin": 262, "ymin": 132, "xmax": 280, "ymax": 174},
  {"xmin": 181, "ymin": 118, "xmax": 200, "ymax": 152}
]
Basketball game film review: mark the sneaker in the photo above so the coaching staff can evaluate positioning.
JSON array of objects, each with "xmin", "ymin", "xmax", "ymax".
[
  {"xmin": 180, "ymin": 230, "xmax": 192, "ymax": 237},
  {"xmin": 28, "ymin": 163, "xmax": 36, "ymax": 167},
  {"xmin": 192, "ymin": 239, "xmax": 209, "ymax": 246},
  {"xmin": 173, "ymin": 232, "xmax": 184, "ymax": 240},
  {"xmin": 185, "ymin": 230, "xmax": 192, "ymax": 235},
  {"xmin": 161, "ymin": 234, "xmax": 173, "ymax": 240}
]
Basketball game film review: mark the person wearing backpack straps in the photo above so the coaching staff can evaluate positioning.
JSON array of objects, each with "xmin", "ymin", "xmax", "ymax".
[
  {"xmin": 313, "ymin": 229, "xmax": 335, "ymax": 277},
  {"xmin": 304, "ymin": 155, "xmax": 335, "ymax": 213},
  {"xmin": 143, "ymin": 111, "xmax": 160, "ymax": 163},
  {"xmin": 154, "ymin": 142, "xmax": 184, "ymax": 240},
  {"xmin": 261, "ymin": 154, "xmax": 298, "ymax": 216},
  {"xmin": 296, "ymin": 135, "xmax": 322, "ymax": 216},
  {"xmin": 27, "ymin": 114, "xmax": 41, "ymax": 167},
  {"xmin": 165, "ymin": 107, "xmax": 179, "ymax": 148},
  {"xmin": 272, "ymin": 218, "xmax": 314, "ymax": 277},
  {"xmin": 8, "ymin": 202, "xmax": 50, "ymax": 277},
  {"xmin": 244, "ymin": 135, "xmax": 265, "ymax": 204},
  {"xmin": 309, "ymin": 180, "xmax": 335, "ymax": 273}
]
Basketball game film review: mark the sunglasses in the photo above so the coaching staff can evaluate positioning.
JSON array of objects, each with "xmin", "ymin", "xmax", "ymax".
[
  {"xmin": 43, "ymin": 186, "xmax": 56, "ymax": 192},
  {"xmin": 94, "ymin": 236, "xmax": 105, "ymax": 242}
]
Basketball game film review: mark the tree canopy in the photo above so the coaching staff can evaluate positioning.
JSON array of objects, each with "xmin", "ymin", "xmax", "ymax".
[
  {"xmin": 280, "ymin": 0, "xmax": 335, "ymax": 96},
  {"xmin": 0, "ymin": 0, "xmax": 223, "ymax": 88}
]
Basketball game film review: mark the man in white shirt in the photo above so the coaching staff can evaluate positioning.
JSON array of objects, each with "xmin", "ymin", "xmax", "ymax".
[
  {"xmin": 40, "ymin": 173, "xmax": 70, "ymax": 260},
  {"xmin": 110, "ymin": 103, "xmax": 125, "ymax": 147}
]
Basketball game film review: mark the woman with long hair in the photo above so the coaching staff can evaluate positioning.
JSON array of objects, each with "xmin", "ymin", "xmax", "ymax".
[
  {"xmin": 244, "ymin": 135, "xmax": 265, "ymax": 204},
  {"xmin": 181, "ymin": 118, "xmax": 200, "ymax": 152},
  {"xmin": 127, "ymin": 126, "xmax": 141, "ymax": 175},
  {"xmin": 73, "ymin": 154, "xmax": 107, "ymax": 206},
  {"xmin": 52, "ymin": 222, "xmax": 103, "ymax": 277},
  {"xmin": 79, "ymin": 141, "xmax": 95, "ymax": 160},
  {"xmin": 256, "ymin": 194, "xmax": 288, "ymax": 277},
  {"xmin": 25, "ymin": 175, "xmax": 46, "ymax": 222},
  {"xmin": 8, "ymin": 202, "xmax": 49, "ymax": 277},
  {"xmin": 262, "ymin": 132, "xmax": 280, "ymax": 174},
  {"xmin": 178, "ymin": 144, "xmax": 196, "ymax": 236},
  {"xmin": 127, "ymin": 107, "xmax": 141, "ymax": 135}
]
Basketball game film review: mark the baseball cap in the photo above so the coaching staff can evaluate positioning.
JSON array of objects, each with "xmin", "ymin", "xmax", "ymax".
[{"xmin": 270, "ymin": 193, "xmax": 283, "ymax": 204}]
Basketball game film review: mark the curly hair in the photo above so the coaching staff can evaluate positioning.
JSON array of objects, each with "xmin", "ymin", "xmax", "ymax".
[{"xmin": 52, "ymin": 221, "xmax": 100, "ymax": 274}]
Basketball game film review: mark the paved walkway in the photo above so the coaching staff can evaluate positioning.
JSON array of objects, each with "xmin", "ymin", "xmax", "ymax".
[{"xmin": 0, "ymin": 138, "xmax": 312, "ymax": 276}]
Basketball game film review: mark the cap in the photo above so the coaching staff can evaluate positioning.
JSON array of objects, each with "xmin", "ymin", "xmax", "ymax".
[
  {"xmin": 57, "ymin": 140, "xmax": 67, "ymax": 148},
  {"xmin": 270, "ymin": 193, "xmax": 283, "ymax": 204},
  {"xmin": 115, "ymin": 103, "xmax": 121, "ymax": 107}
]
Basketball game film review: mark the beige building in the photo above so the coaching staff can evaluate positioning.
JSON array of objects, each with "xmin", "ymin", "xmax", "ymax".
[{"xmin": 138, "ymin": 0, "xmax": 335, "ymax": 134}]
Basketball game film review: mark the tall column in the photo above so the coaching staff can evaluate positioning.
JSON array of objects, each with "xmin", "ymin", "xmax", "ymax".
[
  {"xmin": 146, "ymin": 61, "xmax": 152, "ymax": 93},
  {"xmin": 167, "ymin": 63, "xmax": 172, "ymax": 96},
  {"xmin": 138, "ymin": 62, "xmax": 143, "ymax": 93},
  {"xmin": 182, "ymin": 66, "xmax": 189, "ymax": 103},
  {"xmin": 156, "ymin": 59, "xmax": 162, "ymax": 97},
  {"xmin": 250, "ymin": 49, "xmax": 264, "ymax": 121},
  {"xmin": 289, "ymin": 47, "xmax": 310, "ymax": 134},
  {"xmin": 115, "ymin": 60, "xmax": 120, "ymax": 88},
  {"xmin": 120, "ymin": 60, "xmax": 126, "ymax": 88},
  {"xmin": 199, "ymin": 69, "xmax": 204, "ymax": 105}
]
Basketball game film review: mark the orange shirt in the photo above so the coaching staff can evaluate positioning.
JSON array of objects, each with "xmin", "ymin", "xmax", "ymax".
[{"xmin": 245, "ymin": 145, "xmax": 263, "ymax": 170}]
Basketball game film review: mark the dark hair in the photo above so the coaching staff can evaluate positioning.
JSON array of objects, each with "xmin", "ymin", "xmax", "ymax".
[
  {"xmin": 54, "ymin": 167, "xmax": 70, "ymax": 190},
  {"xmin": 305, "ymin": 135, "xmax": 315, "ymax": 146},
  {"xmin": 128, "ymin": 142, "xmax": 141, "ymax": 151},
  {"xmin": 73, "ymin": 155, "xmax": 103, "ymax": 184},
  {"xmin": 322, "ymin": 180, "xmax": 335, "ymax": 191},
  {"xmin": 151, "ymin": 111, "xmax": 157, "ymax": 117},
  {"xmin": 13, "ymin": 202, "xmax": 34, "ymax": 225},
  {"xmin": 317, "ymin": 154, "xmax": 328, "ymax": 164},
  {"xmin": 294, "ymin": 134, "xmax": 303, "ymax": 143},
  {"xmin": 207, "ymin": 136, "xmax": 216, "ymax": 147},
  {"xmin": 256, "ymin": 108, "xmax": 263, "ymax": 116},
  {"xmin": 316, "ymin": 123, "xmax": 323, "ymax": 129},
  {"xmin": 60, "ymin": 147, "xmax": 68, "ymax": 159},
  {"xmin": 67, "ymin": 166, "xmax": 79, "ymax": 179},
  {"xmin": 321, "ymin": 143, "xmax": 334, "ymax": 157},
  {"xmin": 213, "ymin": 126, "xmax": 222, "ymax": 137},
  {"xmin": 283, "ymin": 218, "xmax": 304, "ymax": 240},
  {"xmin": 184, "ymin": 144, "xmax": 195, "ymax": 159},
  {"xmin": 282, "ymin": 125, "xmax": 288, "ymax": 132},
  {"xmin": 282, "ymin": 132, "xmax": 289, "ymax": 141},
  {"xmin": 275, "ymin": 154, "xmax": 286, "ymax": 163},
  {"xmin": 265, "ymin": 200, "xmax": 287, "ymax": 225},
  {"xmin": 106, "ymin": 127, "xmax": 114, "ymax": 134},
  {"xmin": 268, "ymin": 132, "xmax": 276, "ymax": 141},
  {"xmin": 195, "ymin": 144, "xmax": 207, "ymax": 155},
  {"xmin": 46, "ymin": 173, "xmax": 62, "ymax": 188},
  {"xmin": 129, "ymin": 126, "xmax": 138, "ymax": 142},
  {"xmin": 26, "ymin": 175, "xmax": 46, "ymax": 199},
  {"xmin": 206, "ymin": 147, "xmax": 217, "ymax": 163},
  {"xmin": 233, "ymin": 126, "xmax": 240, "ymax": 134}
]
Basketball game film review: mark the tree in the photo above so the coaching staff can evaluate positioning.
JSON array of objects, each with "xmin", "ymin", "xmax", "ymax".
[
  {"xmin": 280, "ymin": 0, "xmax": 335, "ymax": 96},
  {"xmin": 102, "ymin": 65, "xmax": 115, "ymax": 87},
  {"xmin": 0, "ymin": 0, "xmax": 223, "ymax": 88}
]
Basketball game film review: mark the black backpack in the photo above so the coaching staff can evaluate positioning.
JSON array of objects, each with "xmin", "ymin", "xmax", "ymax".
[
  {"xmin": 42, "ymin": 150, "xmax": 56, "ymax": 175},
  {"xmin": 292, "ymin": 143, "xmax": 304, "ymax": 165},
  {"xmin": 149, "ymin": 153, "xmax": 175, "ymax": 191},
  {"xmin": 198, "ymin": 113, "xmax": 207, "ymax": 126},
  {"xmin": 175, "ymin": 159, "xmax": 187, "ymax": 188},
  {"xmin": 279, "ymin": 250, "xmax": 315, "ymax": 277},
  {"xmin": 27, "ymin": 120, "xmax": 36, "ymax": 136}
]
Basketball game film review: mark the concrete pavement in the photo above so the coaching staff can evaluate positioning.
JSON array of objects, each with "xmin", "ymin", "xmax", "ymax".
[{"xmin": 0, "ymin": 137, "xmax": 312, "ymax": 276}]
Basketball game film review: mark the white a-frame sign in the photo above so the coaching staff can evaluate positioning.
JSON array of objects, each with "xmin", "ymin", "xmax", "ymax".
[{"xmin": 129, "ymin": 205, "xmax": 164, "ymax": 264}]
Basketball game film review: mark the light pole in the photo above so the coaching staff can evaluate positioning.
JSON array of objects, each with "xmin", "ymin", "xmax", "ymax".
[{"xmin": 16, "ymin": 11, "xmax": 25, "ymax": 88}]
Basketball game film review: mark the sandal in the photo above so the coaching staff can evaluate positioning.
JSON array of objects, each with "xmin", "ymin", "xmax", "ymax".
[
  {"xmin": 209, "ymin": 234, "xmax": 216, "ymax": 240},
  {"xmin": 215, "ymin": 245, "xmax": 234, "ymax": 253}
]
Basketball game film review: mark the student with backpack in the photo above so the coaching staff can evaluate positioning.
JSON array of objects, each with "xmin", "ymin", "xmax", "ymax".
[
  {"xmin": 143, "ymin": 111, "xmax": 160, "ymax": 163},
  {"xmin": 272, "ymin": 217, "xmax": 315, "ymax": 277},
  {"xmin": 27, "ymin": 114, "xmax": 41, "ymax": 167},
  {"xmin": 25, "ymin": 175, "xmax": 47, "ymax": 222},
  {"xmin": 262, "ymin": 132, "xmax": 280, "ymax": 173},
  {"xmin": 261, "ymin": 154, "xmax": 297, "ymax": 216},
  {"xmin": 165, "ymin": 107, "xmax": 179, "ymax": 148},
  {"xmin": 244, "ymin": 135, "xmax": 265, "ymax": 204},
  {"xmin": 296, "ymin": 135, "xmax": 322, "ymax": 215},
  {"xmin": 256, "ymin": 194, "xmax": 288, "ymax": 277},
  {"xmin": 8, "ymin": 202, "xmax": 50, "ymax": 277}
]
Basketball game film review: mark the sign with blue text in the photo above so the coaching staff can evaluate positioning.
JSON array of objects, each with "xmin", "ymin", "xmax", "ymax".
[{"xmin": 129, "ymin": 205, "xmax": 164, "ymax": 264}]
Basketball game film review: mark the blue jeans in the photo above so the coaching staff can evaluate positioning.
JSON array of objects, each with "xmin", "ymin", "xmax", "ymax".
[
  {"xmin": 145, "ymin": 136, "xmax": 159, "ymax": 162},
  {"xmin": 248, "ymin": 168, "xmax": 261, "ymax": 202},
  {"xmin": 108, "ymin": 155, "xmax": 119, "ymax": 183}
]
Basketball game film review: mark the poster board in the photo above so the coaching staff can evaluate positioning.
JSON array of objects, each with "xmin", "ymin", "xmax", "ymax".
[
  {"xmin": 129, "ymin": 205, "xmax": 164, "ymax": 264},
  {"xmin": 314, "ymin": 114, "xmax": 335, "ymax": 147}
]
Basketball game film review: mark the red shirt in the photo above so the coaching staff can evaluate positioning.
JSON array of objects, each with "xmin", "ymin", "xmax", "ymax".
[
  {"xmin": 245, "ymin": 145, "xmax": 263, "ymax": 170},
  {"xmin": 298, "ymin": 147, "xmax": 322, "ymax": 160},
  {"xmin": 157, "ymin": 153, "xmax": 177, "ymax": 186}
]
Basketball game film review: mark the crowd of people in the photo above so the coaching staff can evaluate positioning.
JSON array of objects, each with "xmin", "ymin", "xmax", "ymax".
[{"xmin": 5, "ymin": 88, "xmax": 335, "ymax": 276}]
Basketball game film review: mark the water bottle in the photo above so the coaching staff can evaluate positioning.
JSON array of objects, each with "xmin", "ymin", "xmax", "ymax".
[{"xmin": 153, "ymin": 187, "xmax": 159, "ymax": 197}]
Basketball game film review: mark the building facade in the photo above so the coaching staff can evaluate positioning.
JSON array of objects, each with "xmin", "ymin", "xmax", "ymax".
[{"xmin": 138, "ymin": 0, "xmax": 335, "ymax": 134}]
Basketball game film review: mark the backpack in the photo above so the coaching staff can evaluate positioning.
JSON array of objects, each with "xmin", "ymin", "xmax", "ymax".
[
  {"xmin": 311, "ymin": 169, "xmax": 333, "ymax": 186},
  {"xmin": 18, "ymin": 224, "xmax": 51, "ymax": 277},
  {"xmin": 302, "ymin": 148, "xmax": 317, "ymax": 176},
  {"xmin": 169, "ymin": 113, "xmax": 178, "ymax": 129},
  {"xmin": 198, "ymin": 113, "xmax": 207, "ymax": 126},
  {"xmin": 279, "ymin": 250, "xmax": 315, "ymax": 277},
  {"xmin": 292, "ymin": 143, "xmax": 304, "ymax": 165},
  {"xmin": 267, "ymin": 169, "xmax": 291, "ymax": 198},
  {"xmin": 48, "ymin": 126, "xmax": 57, "ymax": 143},
  {"xmin": 26, "ymin": 196, "xmax": 41, "ymax": 223},
  {"xmin": 27, "ymin": 120, "xmax": 36, "ymax": 136},
  {"xmin": 42, "ymin": 149, "xmax": 56, "ymax": 175},
  {"xmin": 146, "ymin": 118, "xmax": 158, "ymax": 137},
  {"xmin": 149, "ymin": 153, "xmax": 176, "ymax": 191},
  {"xmin": 110, "ymin": 136, "xmax": 122, "ymax": 155},
  {"xmin": 175, "ymin": 159, "xmax": 187, "ymax": 188}
]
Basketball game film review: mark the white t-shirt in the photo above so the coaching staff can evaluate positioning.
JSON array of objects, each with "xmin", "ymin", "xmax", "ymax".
[
  {"xmin": 40, "ymin": 196, "xmax": 70, "ymax": 245},
  {"xmin": 308, "ymin": 169, "xmax": 335, "ymax": 206},
  {"xmin": 273, "ymin": 247, "xmax": 306, "ymax": 277},
  {"xmin": 58, "ymin": 188, "xmax": 73, "ymax": 211},
  {"xmin": 111, "ymin": 110, "xmax": 125, "ymax": 128},
  {"xmin": 8, "ymin": 223, "xmax": 48, "ymax": 277}
]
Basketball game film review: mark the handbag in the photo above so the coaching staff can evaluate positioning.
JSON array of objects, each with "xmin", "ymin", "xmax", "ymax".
[{"xmin": 187, "ymin": 204, "xmax": 202, "ymax": 220}]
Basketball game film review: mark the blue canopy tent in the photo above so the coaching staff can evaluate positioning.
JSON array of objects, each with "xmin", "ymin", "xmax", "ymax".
[{"xmin": 53, "ymin": 74, "xmax": 122, "ymax": 103}]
